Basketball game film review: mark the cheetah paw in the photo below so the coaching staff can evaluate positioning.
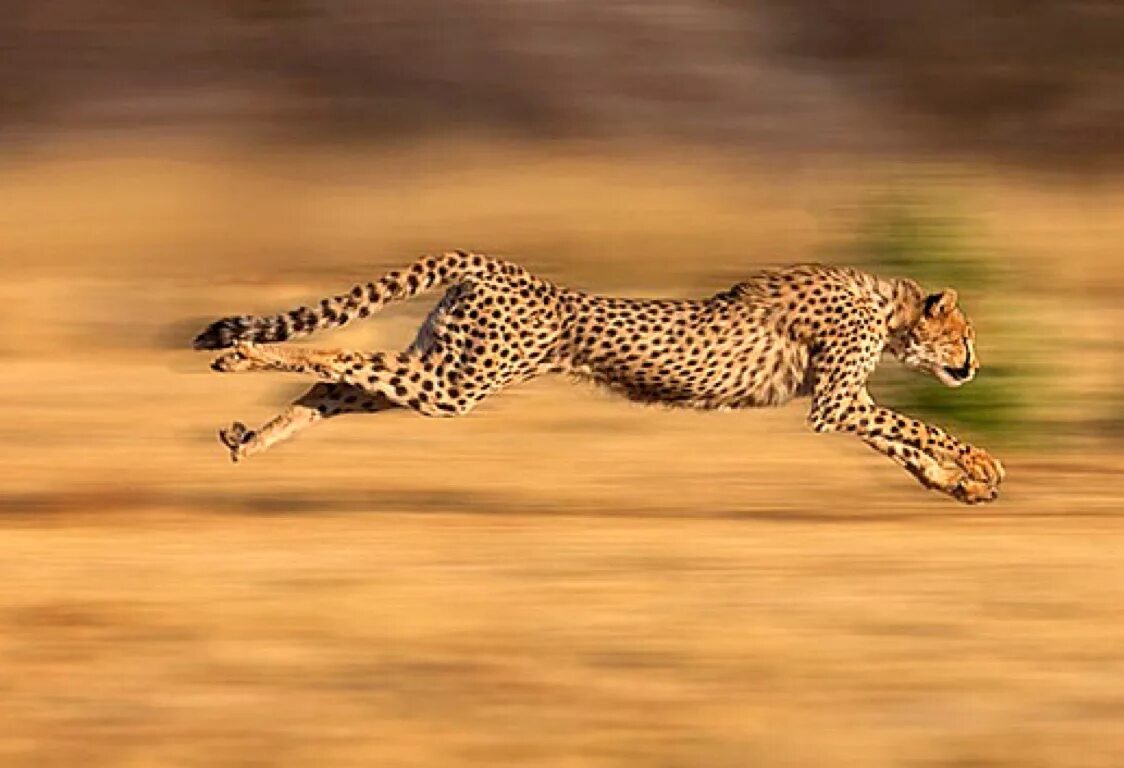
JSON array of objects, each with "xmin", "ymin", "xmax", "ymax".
[
  {"xmin": 210, "ymin": 342, "xmax": 261, "ymax": 373},
  {"xmin": 958, "ymin": 447, "xmax": 1006, "ymax": 487},
  {"xmin": 950, "ymin": 475, "xmax": 1000, "ymax": 505},
  {"xmin": 218, "ymin": 421, "xmax": 256, "ymax": 463}
]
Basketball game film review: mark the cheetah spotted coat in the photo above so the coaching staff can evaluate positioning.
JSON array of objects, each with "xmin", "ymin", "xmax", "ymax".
[{"xmin": 195, "ymin": 251, "xmax": 1005, "ymax": 504}]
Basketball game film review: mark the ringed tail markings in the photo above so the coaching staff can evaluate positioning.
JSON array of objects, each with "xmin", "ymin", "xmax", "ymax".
[{"xmin": 192, "ymin": 251, "xmax": 527, "ymax": 350}]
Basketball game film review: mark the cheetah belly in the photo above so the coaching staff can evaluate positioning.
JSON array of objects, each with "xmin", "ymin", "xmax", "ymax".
[
  {"xmin": 685, "ymin": 331, "xmax": 810, "ymax": 409},
  {"xmin": 572, "ymin": 330, "xmax": 811, "ymax": 410},
  {"xmin": 726, "ymin": 336, "xmax": 812, "ymax": 408}
]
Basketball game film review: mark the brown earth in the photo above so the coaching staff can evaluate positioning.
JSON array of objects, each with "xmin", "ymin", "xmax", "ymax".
[{"xmin": 0, "ymin": 139, "xmax": 1122, "ymax": 767}]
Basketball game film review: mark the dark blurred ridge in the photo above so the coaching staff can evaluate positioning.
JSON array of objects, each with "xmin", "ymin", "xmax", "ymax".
[{"xmin": 2, "ymin": 0, "xmax": 1121, "ymax": 167}]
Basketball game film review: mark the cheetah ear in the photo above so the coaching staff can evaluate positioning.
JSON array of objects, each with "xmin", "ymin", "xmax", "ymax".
[{"xmin": 923, "ymin": 289, "xmax": 958, "ymax": 318}]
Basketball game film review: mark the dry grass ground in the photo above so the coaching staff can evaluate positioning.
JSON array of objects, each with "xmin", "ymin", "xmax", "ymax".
[{"xmin": 0, "ymin": 138, "xmax": 1122, "ymax": 767}]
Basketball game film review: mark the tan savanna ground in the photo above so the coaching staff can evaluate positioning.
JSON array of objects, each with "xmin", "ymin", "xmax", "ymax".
[{"xmin": 1, "ymin": 138, "xmax": 1123, "ymax": 767}]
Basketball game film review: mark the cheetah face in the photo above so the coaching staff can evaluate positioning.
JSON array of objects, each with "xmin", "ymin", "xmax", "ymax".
[{"xmin": 892, "ymin": 288, "xmax": 979, "ymax": 388}]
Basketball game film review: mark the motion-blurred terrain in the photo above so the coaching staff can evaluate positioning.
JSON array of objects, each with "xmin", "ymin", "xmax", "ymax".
[
  {"xmin": 3, "ymin": 1, "xmax": 1123, "ymax": 164},
  {"xmin": 1, "ymin": 3, "xmax": 1123, "ymax": 766}
]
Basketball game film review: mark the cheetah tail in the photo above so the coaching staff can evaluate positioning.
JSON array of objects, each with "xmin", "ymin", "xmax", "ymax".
[{"xmin": 192, "ymin": 251, "xmax": 518, "ymax": 350}]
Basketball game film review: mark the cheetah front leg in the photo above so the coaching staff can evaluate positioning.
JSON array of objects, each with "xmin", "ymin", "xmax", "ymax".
[
  {"xmin": 218, "ymin": 383, "xmax": 397, "ymax": 463},
  {"xmin": 842, "ymin": 396, "xmax": 1006, "ymax": 501},
  {"xmin": 808, "ymin": 343, "xmax": 1004, "ymax": 504},
  {"xmin": 859, "ymin": 432, "xmax": 1000, "ymax": 505},
  {"xmin": 826, "ymin": 400, "xmax": 1005, "ymax": 504}
]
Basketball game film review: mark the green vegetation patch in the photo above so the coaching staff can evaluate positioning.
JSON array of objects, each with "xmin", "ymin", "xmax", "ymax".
[{"xmin": 833, "ymin": 191, "xmax": 1038, "ymax": 447}]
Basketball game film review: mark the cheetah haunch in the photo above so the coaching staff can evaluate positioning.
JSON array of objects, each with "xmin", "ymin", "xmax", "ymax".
[{"xmin": 195, "ymin": 252, "xmax": 1005, "ymax": 504}]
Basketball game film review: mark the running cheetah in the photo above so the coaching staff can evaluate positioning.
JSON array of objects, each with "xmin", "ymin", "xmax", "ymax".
[{"xmin": 194, "ymin": 251, "xmax": 1005, "ymax": 504}]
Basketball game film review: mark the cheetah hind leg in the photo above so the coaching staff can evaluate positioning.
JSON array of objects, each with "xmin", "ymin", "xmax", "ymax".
[
  {"xmin": 210, "ymin": 342, "xmax": 490, "ymax": 417},
  {"xmin": 217, "ymin": 383, "xmax": 396, "ymax": 463}
]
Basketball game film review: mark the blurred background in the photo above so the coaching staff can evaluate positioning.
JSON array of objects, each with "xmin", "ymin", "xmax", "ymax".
[{"xmin": 1, "ymin": 2, "xmax": 1123, "ymax": 766}]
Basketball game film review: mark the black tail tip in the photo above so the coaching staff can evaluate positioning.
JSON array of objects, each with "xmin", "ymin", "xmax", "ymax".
[{"xmin": 192, "ymin": 315, "xmax": 254, "ymax": 350}]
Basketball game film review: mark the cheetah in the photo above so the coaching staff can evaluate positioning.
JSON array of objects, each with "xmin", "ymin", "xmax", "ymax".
[{"xmin": 194, "ymin": 251, "xmax": 1005, "ymax": 504}]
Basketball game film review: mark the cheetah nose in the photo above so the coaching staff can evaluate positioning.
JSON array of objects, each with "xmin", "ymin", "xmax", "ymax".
[
  {"xmin": 943, "ymin": 363, "xmax": 973, "ymax": 383},
  {"xmin": 943, "ymin": 340, "xmax": 976, "ymax": 383}
]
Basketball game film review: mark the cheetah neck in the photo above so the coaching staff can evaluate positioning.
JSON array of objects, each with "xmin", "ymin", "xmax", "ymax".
[{"xmin": 876, "ymin": 276, "xmax": 926, "ymax": 334}]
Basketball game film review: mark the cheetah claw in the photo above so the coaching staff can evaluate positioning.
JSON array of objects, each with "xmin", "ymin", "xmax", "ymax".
[
  {"xmin": 951, "ymin": 475, "xmax": 1000, "ymax": 505},
  {"xmin": 958, "ymin": 447, "xmax": 1006, "ymax": 487},
  {"xmin": 218, "ymin": 421, "xmax": 255, "ymax": 463},
  {"xmin": 210, "ymin": 342, "xmax": 270, "ymax": 373}
]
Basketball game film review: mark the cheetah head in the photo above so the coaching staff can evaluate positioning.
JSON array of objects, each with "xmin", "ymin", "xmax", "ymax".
[{"xmin": 890, "ymin": 288, "xmax": 979, "ymax": 388}]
